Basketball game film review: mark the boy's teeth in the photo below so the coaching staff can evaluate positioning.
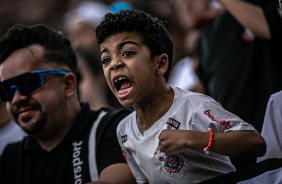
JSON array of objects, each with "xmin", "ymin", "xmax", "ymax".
[
  {"xmin": 118, "ymin": 87, "xmax": 132, "ymax": 94},
  {"xmin": 115, "ymin": 77, "xmax": 126, "ymax": 83}
]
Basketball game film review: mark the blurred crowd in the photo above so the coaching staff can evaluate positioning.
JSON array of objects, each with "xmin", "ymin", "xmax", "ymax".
[{"xmin": 0, "ymin": 0, "xmax": 224, "ymax": 111}]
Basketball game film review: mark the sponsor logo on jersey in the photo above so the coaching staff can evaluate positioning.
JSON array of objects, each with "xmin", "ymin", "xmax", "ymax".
[
  {"xmin": 121, "ymin": 134, "xmax": 127, "ymax": 143},
  {"xmin": 72, "ymin": 141, "xmax": 83, "ymax": 184},
  {"xmin": 154, "ymin": 146, "xmax": 186, "ymax": 176},
  {"xmin": 204, "ymin": 110, "xmax": 232, "ymax": 129},
  {"xmin": 166, "ymin": 118, "xmax": 180, "ymax": 129}
]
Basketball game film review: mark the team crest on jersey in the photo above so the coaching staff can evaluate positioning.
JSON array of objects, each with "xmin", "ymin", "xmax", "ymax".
[
  {"xmin": 166, "ymin": 118, "xmax": 180, "ymax": 129},
  {"xmin": 242, "ymin": 28, "xmax": 255, "ymax": 41},
  {"xmin": 154, "ymin": 146, "xmax": 186, "ymax": 176}
]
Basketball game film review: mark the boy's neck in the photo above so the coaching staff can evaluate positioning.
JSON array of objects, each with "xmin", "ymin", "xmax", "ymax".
[{"xmin": 134, "ymin": 86, "xmax": 174, "ymax": 135}]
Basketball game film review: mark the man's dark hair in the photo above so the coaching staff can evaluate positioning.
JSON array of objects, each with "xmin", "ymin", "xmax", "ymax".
[
  {"xmin": 96, "ymin": 9, "xmax": 173, "ymax": 82},
  {"xmin": 0, "ymin": 24, "xmax": 78, "ymax": 75}
]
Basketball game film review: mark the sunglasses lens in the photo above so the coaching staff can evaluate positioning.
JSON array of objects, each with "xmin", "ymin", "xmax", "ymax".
[
  {"xmin": 22, "ymin": 73, "xmax": 42, "ymax": 94},
  {"xmin": 0, "ymin": 83, "xmax": 9, "ymax": 101},
  {"xmin": 0, "ymin": 70, "xmax": 68, "ymax": 102},
  {"xmin": 0, "ymin": 73, "xmax": 42, "ymax": 102}
]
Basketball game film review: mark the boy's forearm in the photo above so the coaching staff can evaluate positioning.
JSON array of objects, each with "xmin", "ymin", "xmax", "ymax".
[
  {"xmin": 217, "ymin": 0, "xmax": 270, "ymax": 39},
  {"xmin": 206, "ymin": 130, "xmax": 266, "ymax": 157},
  {"xmin": 159, "ymin": 129, "xmax": 266, "ymax": 157}
]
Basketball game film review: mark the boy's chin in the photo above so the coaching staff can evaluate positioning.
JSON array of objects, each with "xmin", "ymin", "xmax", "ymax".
[{"xmin": 117, "ymin": 99, "xmax": 134, "ymax": 108}]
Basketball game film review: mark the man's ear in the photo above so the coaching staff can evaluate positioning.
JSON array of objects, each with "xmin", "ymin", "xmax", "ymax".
[
  {"xmin": 155, "ymin": 53, "xmax": 169, "ymax": 76},
  {"xmin": 63, "ymin": 73, "xmax": 77, "ymax": 98}
]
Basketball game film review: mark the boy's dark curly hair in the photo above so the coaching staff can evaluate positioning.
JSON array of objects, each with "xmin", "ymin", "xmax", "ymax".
[
  {"xmin": 96, "ymin": 9, "xmax": 173, "ymax": 82},
  {"xmin": 0, "ymin": 24, "xmax": 78, "ymax": 75}
]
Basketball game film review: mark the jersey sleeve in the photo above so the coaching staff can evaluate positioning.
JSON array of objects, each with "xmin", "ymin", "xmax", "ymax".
[
  {"xmin": 257, "ymin": 93, "xmax": 282, "ymax": 162},
  {"xmin": 116, "ymin": 123, "xmax": 148, "ymax": 184},
  {"xmin": 191, "ymin": 100, "xmax": 257, "ymax": 133},
  {"xmin": 95, "ymin": 108, "xmax": 133, "ymax": 175}
]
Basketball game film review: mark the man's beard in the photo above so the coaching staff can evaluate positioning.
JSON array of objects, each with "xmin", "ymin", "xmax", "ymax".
[
  {"xmin": 14, "ymin": 101, "xmax": 46, "ymax": 135},
  {"xmin": 22, "ymin": 113, "xmax": 47, "ymax": 135}
]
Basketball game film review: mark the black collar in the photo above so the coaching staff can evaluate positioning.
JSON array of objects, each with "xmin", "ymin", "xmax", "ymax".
[{"xmin": 24, "ymin": 102, "xmax": 97, "ymax": 152}]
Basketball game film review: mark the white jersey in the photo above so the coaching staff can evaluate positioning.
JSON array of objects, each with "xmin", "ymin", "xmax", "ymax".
[
  {"xmin": 257, "ymin": 90, "xmax": 282, "ymax": 162},
  {"xmin": 117, "ymin": 87, "xmax": 256, "ymax": 184}
]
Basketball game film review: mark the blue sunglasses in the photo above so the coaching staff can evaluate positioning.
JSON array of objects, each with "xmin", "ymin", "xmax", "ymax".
[{"xmin": 0, "ymin": 70, "xmax": 68, "ymax": 102}]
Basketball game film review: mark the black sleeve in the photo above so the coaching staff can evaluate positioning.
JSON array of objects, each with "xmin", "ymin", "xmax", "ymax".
[
  {"xmin": 263, "ymin": 2, "xmax": 282, "ymax": 41},
  {"xmin": 96, "ymin": 107, "xmax": 133, "ymax": 175},
  {"xmin": 0, "ymin": 153, "xmax": 4, "ymax": 182},
  {"xmin": 0, "ymin": 145, "xmax": 11, "ymax": 183},
  {"xmin": 0, "ymin": 143, "xmax": 21, "ymax": 184}
]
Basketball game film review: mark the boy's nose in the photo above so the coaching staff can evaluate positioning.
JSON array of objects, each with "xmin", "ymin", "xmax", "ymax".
[{"xmin": 110, "ymin": 59, "xmax": 124, "ymax": 70}]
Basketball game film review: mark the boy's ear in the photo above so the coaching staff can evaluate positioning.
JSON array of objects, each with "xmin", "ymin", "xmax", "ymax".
[
  {"xmin": 63, "ymin": 73, "xmax": 77, "ymax": 98},
  {"xmin": 155, "ymin": 53, "xmax": 169, "ymax": 76}
]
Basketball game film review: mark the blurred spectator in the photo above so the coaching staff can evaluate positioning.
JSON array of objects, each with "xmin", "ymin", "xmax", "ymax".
[
  {"xmin": 0, "ymin": 0, "xmax": 71, "ymax": 38},
  {"xmin": 76, "ymin": 49, "xmax": 122, "ymax": 110},
  {"xmin": 132, "ymin": 0, "xmax": 187, "ymax": 64},
  {"xmin": 63, "ymin": 1, "xmax": 124, "ymax": 110},
  {"xmin": 0, "ymin": 101, "xmax": 25, "ymax": 155},
  {"xmin": 168, "ymin": 24, "xmax": 205, "ymax": 93},
  {"xmin": 175, "ymin": 0, "xmax": 222, "ymax": 31},
  {"xmin": 109, "ymin": 1, "xmax": 133, "ymax": 13},
  {"xmin": 62, "ymin": 1, "xmax": 110, "ymax": 52},
  {"xmin": 279, "ymin": 0, "xmax": 282, "ymax": 10},
  {"xmin": 256, "ymin": 0, "xmax": 282, "ymax": 163},
  {"xmin": 196, "ymin": 0, "xmax": 282, "ymax": 134},
  {"xmin": 168, "ymin": 0, "xmax": 222, "ymax": 93},
  {"xmin": 168, "ymin": 54, "xmax": 203, "ymax": 92},
  {"xmin": 257, "ymin": 90, "xmax": 282, "ymax": 162},
  {"xmin": 196, "ymin": 0, "xmax": 282, "ymax": 169}
]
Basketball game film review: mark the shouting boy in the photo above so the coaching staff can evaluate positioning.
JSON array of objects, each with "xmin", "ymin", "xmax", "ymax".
[{"xmin": 96, "ymin": 9, "xmax": 266, "ymax": 183}]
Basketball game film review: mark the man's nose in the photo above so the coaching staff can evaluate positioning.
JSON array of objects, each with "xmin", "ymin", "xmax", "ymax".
[{"xmin": 10, "ymin": 89, "xmax": 28, "ymax": 104}]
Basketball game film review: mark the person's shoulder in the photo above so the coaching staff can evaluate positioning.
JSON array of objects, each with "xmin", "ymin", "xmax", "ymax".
[
  {"xmin": 105, "ymin": 107, "xmax": 133, "ymax": 116},
  {"xmin": 269, "ymin": 90, "xmax": 282, "ymax": 105},
  {"xmin": 175, "ymin": 87, "xmax": 215, "ymax": 102},
  {"xmin": 272, "ymin": 90, "xmax": 282, "ymax": 99},
  {"xmin": 1, "ymin": 136, "xmax": 28, "ymax": 158},
  {"xmin": 173, "ymin": 87, "xmax": 223, "ymax": 110},
  {"xmin": 98, "ymin": 107, "xmax": 134, "ymax": 127},
  {"xmin": 102, "ymin": 107, "xmax": 133, "ymax": 120}
]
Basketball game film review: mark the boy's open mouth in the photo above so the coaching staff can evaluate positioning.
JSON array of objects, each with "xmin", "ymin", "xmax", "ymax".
[{"xmin": 114, "ymin": 76, "xmax": 133, "ymax": 96}]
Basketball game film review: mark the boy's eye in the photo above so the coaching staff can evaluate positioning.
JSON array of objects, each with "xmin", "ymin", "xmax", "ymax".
[
  {"xmin": 101, "ymin": 58, "xmax": 111, "ymax": 64},
  {"xmin": 123, "ymin": 51, "xmax": 135, "ymax": 57}
]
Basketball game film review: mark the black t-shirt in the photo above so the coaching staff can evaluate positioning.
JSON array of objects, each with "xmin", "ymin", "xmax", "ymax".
[
  {"xmin": 196, "ymin": 0, "xmax": 282, "ymax": 133},
  {"xmin": 0, "ymin": 102, "xmax": 133, "ymax": 184}
]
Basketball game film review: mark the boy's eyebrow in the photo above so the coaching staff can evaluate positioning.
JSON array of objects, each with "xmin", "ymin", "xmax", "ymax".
[
  {"xmin": 100, "ymin": 48, "xmax": 109, "ymax": 57},
  {"xmin": 100, "ymin": 40, "xmax": 140, "ymax": 57},
  {"xmin": 117, "ymin": 41, "xmax": 140, "ymax": 50}
]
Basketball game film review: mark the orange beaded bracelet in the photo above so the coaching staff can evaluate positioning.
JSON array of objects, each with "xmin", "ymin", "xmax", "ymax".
[{"xmin": 202, "ymin": 128, "xmax": 213, "ymax": 154}]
